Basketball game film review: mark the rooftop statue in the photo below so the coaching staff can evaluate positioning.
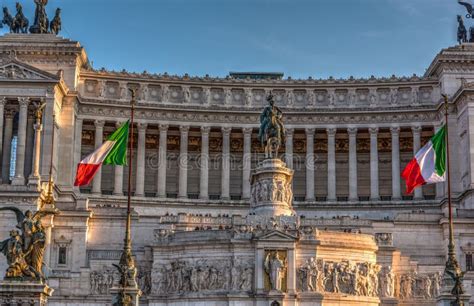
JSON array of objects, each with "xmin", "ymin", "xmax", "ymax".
[
  {"xmin": 458, "ymin": 15, "xmax": 468, "ymax": 44},
  {"xmin": 258, "ymin": 93, "xmax": 285, "ymax": 159},
  {"xmin": 30, "ymin": 0, "xmax": 49, "ymax": 34},
  {"xmin": 459, "ymin": 0, "xmax": 474, "ymax": 18},
  {"xmin": 12, "ymin": 2, "xmax": 29, "ymax": 34},
  {"xmin": 0, "ymin": 207, "xmax": 58, "ymax": 282},
  {"xmin": 49, "ymin": 8, "xmax": 61, "ymax": 35}
]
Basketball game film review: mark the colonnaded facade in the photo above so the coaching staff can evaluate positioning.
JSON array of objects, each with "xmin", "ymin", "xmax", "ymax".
[{"xmin": 0, "ymin": 34, "xmax": 474, "ymax": 305}]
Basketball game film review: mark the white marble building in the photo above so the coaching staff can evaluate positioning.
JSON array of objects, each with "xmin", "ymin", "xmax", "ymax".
[{"xmin": 0, "ymin": 34, "xmax": 473, "ymax": 305}]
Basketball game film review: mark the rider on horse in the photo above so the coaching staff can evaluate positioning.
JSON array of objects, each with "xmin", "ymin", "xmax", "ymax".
[{"xmin": 258, "ymin": 93, "xmax": 285, "ymax": 159}]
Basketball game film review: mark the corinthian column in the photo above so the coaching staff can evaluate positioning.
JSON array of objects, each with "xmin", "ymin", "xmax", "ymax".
[
  {"xmin": 391, "ymin": 126, "xmax": 401, "ymax": 200},
  {"xmin": 221, "ymin": 127, "xmax": 231, "ymax": 200},
  {"xmin": 242, "ymin": 127, "xmax": 252, "ymax": 200},
  {"xmin": 135, "ymin": 123, "xmax": 147, "ymax": 197},
  {"xmin": 348, "ymin": 127, "xmax": 358, "ymax": 201},
  {"xmin": 0, "ymin": 98, "xmax": 5, "ymax": 183},
  {"xmin": 199, "ymin": 126, "xmax": 210, "ymax": 200},
  {"xmin": 92, "ymin": 120, "xmax": 105, "ymax": 194},
  {"xmin": 285, "ymin": 128, "xmax": 294, "ymax": 169},
  {"xmin": 305, "ymin": 128, "xmax": 315, "ymax": 201},
  {"xmin": 12, "ymin": 97, "xmax": 29, "ymax": 185},
  {"xmin": 178, "ymin": 125, "xmax": 190, "ymax": 198},
  {"xmin": 327, "ymin": 128, "xmax": 337, "ymax": 201},
  {"xmin": 156, "ymin": 124, "xmax": 168, "ymax": 198},
  {"xmin": 412, "ymin": 126, "xmax": 423, "ymax": 200},
  {"xmin": 1, "ymin": 110, "xmax": 14, "ymax": 183},
  {"xmin": 113, "ymin": 121, "xmax": 124, "ymax": 196},
  {"xmin": 369, "ymin": 127, "xmax": 380, "ymax": 201}
]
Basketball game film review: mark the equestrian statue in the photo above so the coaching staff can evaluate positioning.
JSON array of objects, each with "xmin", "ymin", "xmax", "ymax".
[{"xmin": 258, "ymin": 93, "xmax": 285, "ymax": 159}]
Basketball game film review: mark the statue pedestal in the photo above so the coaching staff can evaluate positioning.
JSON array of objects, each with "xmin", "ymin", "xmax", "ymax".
[
  {"xmin": 110, "ymin": 286, "xmax": 142, "ymax": 306},
  {"xmin": 0, "ymin": 280, "xmax": 53, "ymax": 306},
  {"xmin": 250, "ymin": 159, "xmax": 295, "ymax": 217},
  {"xmin": 436, "ymin": 292, "xmax": 471, "ymax": 306}
]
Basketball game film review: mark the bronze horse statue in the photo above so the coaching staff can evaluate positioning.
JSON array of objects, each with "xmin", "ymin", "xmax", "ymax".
[
  {"xmin": 458, "ymin": 15, "xmax": 468, "ymax": 44},
  {"xmin": 258, "ymin": 94, "xmax": 285, "ymax": 159},
  {"xmin": 1, "ymin": 7, "xmax": 14, "ymax": 32},
  {"xmin": 12, "ymin": 3, "xmax": 29, "ymax": 34}
]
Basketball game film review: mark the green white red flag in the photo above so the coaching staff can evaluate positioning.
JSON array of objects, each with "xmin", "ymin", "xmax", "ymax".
[
  {"xmin": 401, "ymin": 125, "xmax": 446, "ymax": 194},
  {"xmin": 74, "ymin": 121, "xmax": 129, "ymax": 186}
]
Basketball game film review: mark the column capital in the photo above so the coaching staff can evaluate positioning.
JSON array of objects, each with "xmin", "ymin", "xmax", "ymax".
[
  {"xmin": 305, "ymin": 127, "xmax": 316, "ymax": 135},
  {"xmin": 347, "ymin": 127, "xmax": 358, "ymax": 135},
  {"xmin": 285, "ymin": 127, "xmax": 294, "ymax": 136},
  {"xmin": 0, "ymin": 97, "xmax": 6, "ymax": 106},
  {"xmin": 411, "ymin": 125, "xmax": 422, "ymax": 134},
  {"xmin": 137, "ymin": 122, "xmax": 148, "ymax": 131},
  {"xmin": 18, "ymin": 97, "xmax": 30, "ymax": 107},
  {"xmin": 201, "ymin": 126, "xmax": 211, "ymax": 135},
  {"xmin": 180, "ymin": 125, "xmax": 190, "ymax": 133},
  {"xmin": 94, "ymin": 120, "xmax": 105, "ymax": 128},
  {"xmin": 326, "ymin": 127, "xmax": 337, "ymax": 136},
  {"xmin": 243, "ymin": 127, "xmax": 253, "ymax": 135},
  {"xmin": 369, "ymin": 126, "xmax": 379, "ymax": 135},
  {"xmin": 159, "ymin": 124, "xmax": 169, "ymax": 132},
  {"xmin": 221, "ymin": 126, "xmax": 232, "ymax": 136},
  {"xmin": 390, "ymin": 126, "xmax": 400, "ymax": 134}
]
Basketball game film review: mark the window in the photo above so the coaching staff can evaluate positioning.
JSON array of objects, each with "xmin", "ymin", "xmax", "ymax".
[
  {"xmin": 467, "ymin": 254, "xmax": 473, "ymax": 271},
  {"xmin": 58, "ymin": 247, "xmax": 67, "ymax": 265},
  {"xmin": 9, "ymin": 136, "xmax": 17, "ymax": 180}
]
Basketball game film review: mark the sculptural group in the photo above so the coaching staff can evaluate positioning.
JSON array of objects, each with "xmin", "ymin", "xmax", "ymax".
[
  {"xmin": 1, "ymin": 1, "xmax": 61, "ymax": 35},
  {"xmin": 0, "ymin": 207, "xmax": 57, "ymax": 282},
  {"xmin": 258, "ymin": 93, "xmax": 285, "ymax": 159}
]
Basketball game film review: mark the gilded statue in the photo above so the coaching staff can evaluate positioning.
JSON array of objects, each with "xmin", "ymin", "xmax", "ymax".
[
  {"xmin": 0, "ymin": 207, "xmax": 58, "ymax": 282},
  {"xmin": 258, "ymin": 94, "xmax": 285, "ymax": 159}
]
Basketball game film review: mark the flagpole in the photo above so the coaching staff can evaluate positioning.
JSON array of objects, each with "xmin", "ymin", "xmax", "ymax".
[
  {"xmin": 442, "ymin": 94, "xmax": 465, "ymax": 305},
  {"xmin": 116, "ymin": 89, "xmax": 139, "ymax": 304}
]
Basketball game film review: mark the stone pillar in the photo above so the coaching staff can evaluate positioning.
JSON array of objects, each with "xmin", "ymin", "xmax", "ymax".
[
  {"xmin": 0, "ymin": 98, "xmax": 4, "ymax": 182},
  {"xmin": 305, "ymin": 128, "xmax": 315, "ymax": 201},
  {"xmin": 28, "ymin": 117, "xmax": 43, "ymax": 187},
  {"xmin": 255, "ymin": 248, "xmax": 265, "ymax": 293},
  {"xmin": 221, "ymin": 127, "xmax": 231, "ymax": 200},
  {"xmin": 135, "ymin": 123, "xmax": 147, "ymax": 197},
  {"xmin": 199, "ymin": 126, "xmax": 210, "ymax": 200},
  {"xmin": 91, "ymin": 120, "xmax": 105, "ymax": 194},
  {"xmin": 287, "ymin": 249, "xmax": 296, "ymax": 294},
  {"xmin": 1, "ymin": 110, "xmax": 14, "ymax": 183},
  {"xmin": 327, "ymin": 128, "xmax": 337, "ymax": 201},
  {"xmin": 12, "ymin": 97, "xmax": 29, "ymax": 185},
  {"xmin": 73, "ymin": 117, "xmax": 83, "ymax": 192},
  {"xmin": 369, "ymin": 127, "xmax": 380, "ymax": 201},
  {"xmin": 412, "ymin": 125, "xmax": 423, "ymax": 200},
  {"xmin": 348, "ymin": 127, "xmax": 358, "ymax": 201},
  {"xmin": 242, "ymin": 127, "xmax": 252, "ymax": 200},
  {"xmin": 285, "ymin": 128, "xmax": 294, "ymax": 169},
  {"xmin": 157, "ymin": 124, "xmax": 168, "ymax": 198},
  {"xmin": 391, "ymin": 126, "xmax": 401, "ymax": 200},
  {"xmin": 113, "ymin": 121, "xmax": 124, "ymax": 196},
  {"xmin": 178, "ymin": 125, "xmax": 189, "ymax": 198}
]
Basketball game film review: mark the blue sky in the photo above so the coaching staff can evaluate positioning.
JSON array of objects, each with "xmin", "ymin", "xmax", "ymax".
[{"xmin": 2, "ymin": 0, "xmax": 462, "ymax": 78}]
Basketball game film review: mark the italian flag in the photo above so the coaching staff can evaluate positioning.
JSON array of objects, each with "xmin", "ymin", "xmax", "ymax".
[
  {"xmin": 74, "ymin": 121, "xmax": 129, "ymax": 186},
  {"xmin": 401, "ymin": 125, "xmax": 446, "ymax": 194}
]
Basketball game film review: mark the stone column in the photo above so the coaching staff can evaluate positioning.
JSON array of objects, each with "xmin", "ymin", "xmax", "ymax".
[
  {"xmin": 135, "ymin": 123, "xmax": 147, "ymax": 197},
  {"xmin": 156, "ymin": 124, "xmax": 168, "ymax": 198},
  {"xmin": 369, "ymin": 127, "xmax": 380, "ymax": 201},
  {"xmin": 28, "ymin": 116, "xmax": 43, "ymax": 186},
  {"xmin": 178, "ymin": 125, "xmax": 190, "ymax": 198},
  {"xmin": 327, "ymin": 128, "xmax": 337, "ymax": 201},
  {"xmin": 221, "ymin": 127, "xmax": 231, "ymax": 200},
  {"xmin": 348, "ymin": 127, "xmax": 358, "ymax": 201},
  {"xmin": 287, "ymin": 249, "xmax": 296, "ymax": 294},
  {"xmin": 113, "ymin": 121, "xmax": 124, "ymax": 196},
  {"xmin": 242, "ymin": 127, "xmax": 252, "ymax": 200},
  {"xmin": 199, "ymin": 126, "xmax": 210, "ymax": 200},
  {"xmin": 1, "ymin": 110, "xmax": 14, "ymax": 183},
  {"xmin": 285, "ymin": 128, "xmax": 294, "ymax": 169},
  {"xmin": 91, "ymin": 120, "xmax": 105, "ymax": 194},
  {"xmin": 0, "ymin": 98, "xmax": 5, "ymax": 184},
  {"xmin": 12, "ymin": 97, "xmax": 29, "ymax": 185},
  {"xmin": 73, "ymin": 117, "xmax": 83, "ymax": 192},
  {"xmin": 412, "ymin": 126, "xmax": 423, "ymax": 200},
  {"xmin": 305, "ymin": 128, "xmax": 315, "ymax": 201},
  {"xmin": 391, "ymin": 126, "xmax": 401, "ymax": 200}
]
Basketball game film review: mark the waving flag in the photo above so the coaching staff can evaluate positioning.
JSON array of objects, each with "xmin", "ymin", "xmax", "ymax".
[
  {"xmin": 74, "ymin": 121, "xmax": 129, "ymax": 186},
  {"xmin": 401, "ymin": 125, "xmax": 446, "ymax": 194}
]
